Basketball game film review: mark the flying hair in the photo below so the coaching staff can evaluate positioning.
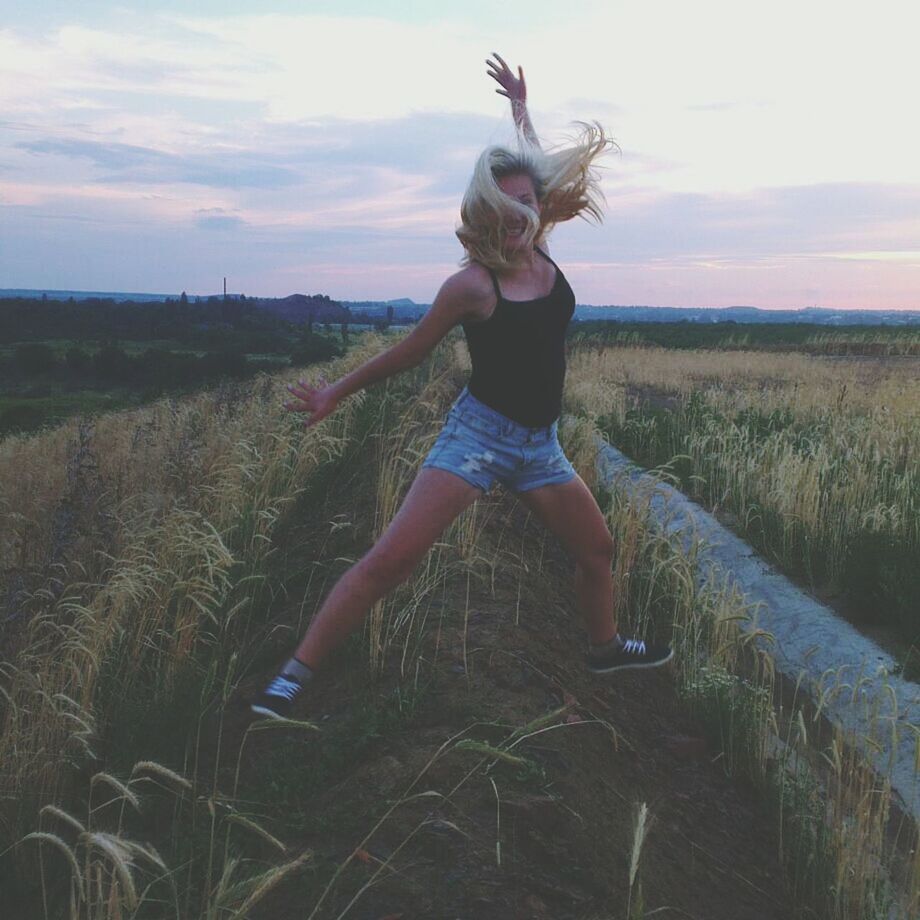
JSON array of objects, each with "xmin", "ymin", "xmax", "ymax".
[{"xmin": 456, "ymin": 121, "xmax": 617, "ymax": 270}]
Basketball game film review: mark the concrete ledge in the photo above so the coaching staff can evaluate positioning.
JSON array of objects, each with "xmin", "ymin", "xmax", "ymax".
[{"xmin": 593, "ymin": 434, "xmax": 920, "ymax": 820}]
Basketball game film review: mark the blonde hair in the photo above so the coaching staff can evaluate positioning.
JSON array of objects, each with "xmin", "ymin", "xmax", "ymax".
[{"xmin": 456, "ymin": 121, "xmax": 616, "ymax": 270}]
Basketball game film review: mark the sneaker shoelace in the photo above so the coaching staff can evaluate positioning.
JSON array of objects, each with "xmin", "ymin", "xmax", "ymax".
[
  {"xmin": 621, "ymin": 638, "xmax": 647, "ymax": 656},
  {"xmin": 266, "ymin": 675, "xmax": 301, "ymax": 701}
]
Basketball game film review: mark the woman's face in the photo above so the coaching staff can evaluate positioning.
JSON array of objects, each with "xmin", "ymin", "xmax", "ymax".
[{"xmin": 497, "ymin": 172, "xmax": 541, "ymax": 254}]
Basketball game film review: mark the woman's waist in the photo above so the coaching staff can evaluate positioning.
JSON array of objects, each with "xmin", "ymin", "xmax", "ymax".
[{"xmin": 452, "ymin": 382, "xmax": 562, "ymax": 433}]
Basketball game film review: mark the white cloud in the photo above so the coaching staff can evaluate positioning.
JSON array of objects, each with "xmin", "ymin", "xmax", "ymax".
[
  {"xmin": 2, "ymin": 2, "xmax": 920, "ymax": 307},
  {"xmin": 5, "ymin": 4, "xmax": 920, "ymax": 186}
]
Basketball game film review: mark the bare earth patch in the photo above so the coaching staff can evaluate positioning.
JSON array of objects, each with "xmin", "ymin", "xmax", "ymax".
[{"xmin": 226, "ymin": 490, "xmax": 795, "ymax": 920}]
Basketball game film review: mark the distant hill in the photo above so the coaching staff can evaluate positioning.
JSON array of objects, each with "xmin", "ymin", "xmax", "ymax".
[
  {"xmin": 250, "ymin": 293, "xmax": 351, "ymax": 323},
  {"xmin": 345, "ymin": 302, "xmax": 920, "ymax": 326},
  {"xmin": 0, "ymin": 288, "xmax": 175, "ymax": 303},
  {"xmin": 3, "ymin": 289, "xmax": 917, "ymax": 325},
  {"xmin": 572, "ymin": 305, "xmax": 920, "ymax": 326}
]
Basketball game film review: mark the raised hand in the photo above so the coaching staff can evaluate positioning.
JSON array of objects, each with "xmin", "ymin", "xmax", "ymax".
[
  {"xmin": 284, "ymin": 374, "xmax": 340, "ymax": 428},
  {"xmin": 487, "ymin": 52, "xmax": 539, "ymax": 148},
  {"xmin": 486, "ymin": 52, "xmax": 526, "ymax": 107}
]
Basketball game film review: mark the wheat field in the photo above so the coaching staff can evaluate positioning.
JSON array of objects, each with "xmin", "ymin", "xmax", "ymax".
[{"xmin": 0, "ymin": 331, "xmax": 917, "ymax": 918}]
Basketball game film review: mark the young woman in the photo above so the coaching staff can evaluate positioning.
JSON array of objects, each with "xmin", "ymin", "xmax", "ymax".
[{"xmin": 251, "ymin": 54, "xmax": 673, "ymax": 719}]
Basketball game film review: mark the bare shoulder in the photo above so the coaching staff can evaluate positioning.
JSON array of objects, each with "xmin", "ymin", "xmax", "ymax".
[
  {"xmin": 442, "ymin": 263, "xmax": 494, "ymax": 301},
  {"xmin": 398, "ymin": 263, "xmax": 497, "ymax": 364},
  {"xmin": 436, "ymin": 263, "xmax": 496, "ymax": 323}
]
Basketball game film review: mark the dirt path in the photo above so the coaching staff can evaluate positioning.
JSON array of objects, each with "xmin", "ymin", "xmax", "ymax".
[{"xmin": 228, "ymin": 486, "xmax": 796, "ymax": 919}]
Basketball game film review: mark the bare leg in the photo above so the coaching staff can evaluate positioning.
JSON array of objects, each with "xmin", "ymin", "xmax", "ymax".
[
  {"xmin": 512, "ymin": 474, "xmax": 673, "ymax": 671},
  {"xmin": 573, "ymin": 559, "xmax": 618, "ymax": 645},
  {"xmin": 292, "ymin": 564, "xmax": 390, "ymax": 670},
  {"xmin": 294, "ymin": 468, "xmax": 483, "ymax": 670},
  {"xmin": 514, "ymin": 474, "xmax": 617, "ymax": 644}
]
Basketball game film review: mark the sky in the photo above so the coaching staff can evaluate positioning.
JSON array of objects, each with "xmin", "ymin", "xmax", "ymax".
[{"xmin": 1, "ymin": 0, "xmax": 919, "ymax": 309}]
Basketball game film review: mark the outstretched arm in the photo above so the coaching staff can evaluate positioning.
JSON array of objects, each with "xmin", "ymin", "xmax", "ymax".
[
  {"xmin": 486, "ymin": 52, "xmax": 541, "ymax": 149},
  {"xmin": 284, "ymin": 272, "xmax": 486, "ymax": 428}
]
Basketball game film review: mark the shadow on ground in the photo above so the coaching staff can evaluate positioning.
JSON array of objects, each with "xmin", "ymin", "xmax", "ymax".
[{"xmin": 223, "ymin": 473, "xmax": 795, "ymax": 920}]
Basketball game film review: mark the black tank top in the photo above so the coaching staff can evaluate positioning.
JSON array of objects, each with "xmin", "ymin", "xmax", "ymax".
[{"xmin": 461, "ymin": 248, "xmax": 576, "ymax": 427}]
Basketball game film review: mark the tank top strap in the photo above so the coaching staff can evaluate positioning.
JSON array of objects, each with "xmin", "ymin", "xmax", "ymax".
[
  {"xmin": 473, "ymin": 260, "xmax": 503, "ymax": 302},
  {"xmin": 477, "ymin": 251, "xmax": 556, "ymax": 302},
  {"xmin": 484, "ymin": 265, "xmax": 503, "ymax": 301},
  {"xmin": 534, "ymin": 247, "xmax": 558, "ymax": 270}
]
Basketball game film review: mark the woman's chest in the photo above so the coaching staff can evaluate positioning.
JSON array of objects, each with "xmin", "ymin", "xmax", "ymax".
[{"xmin": 465, "ymin": 289, "xmax": 575, "ymax": 338}]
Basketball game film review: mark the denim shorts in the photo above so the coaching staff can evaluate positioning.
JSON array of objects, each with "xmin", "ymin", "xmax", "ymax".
[{"xmin": 421, "ymin": 386, "xmax": 578, "ymax": 493}]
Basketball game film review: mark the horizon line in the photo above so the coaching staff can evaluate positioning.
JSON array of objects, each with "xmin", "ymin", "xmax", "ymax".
[{"xmin": 1, "ymin": 288, "xmax": 918, "ymax": 315}]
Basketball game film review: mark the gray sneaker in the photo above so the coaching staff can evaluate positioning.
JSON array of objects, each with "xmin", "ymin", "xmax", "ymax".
[
  {"xmin": 250, "ymin": 674, "xmax": 304, "ymax": 720},
  {"xmin": 587, "ymin": 637, "xmax": 674, "ymax": 674}
]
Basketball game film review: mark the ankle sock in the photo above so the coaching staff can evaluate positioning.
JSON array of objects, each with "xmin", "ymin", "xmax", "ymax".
[{"xmin": 281, "ymin": 657, "xmax": 314, "ymax": 684}]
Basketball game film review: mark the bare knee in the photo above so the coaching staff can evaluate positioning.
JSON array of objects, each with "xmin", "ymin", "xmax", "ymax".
[
  {"xmin": 356, "ymin": 547, "xmax": 418, "ymax": 590},
  {"xmin": 576, "ymin": 536, "xmax": 615, "ymax": 575}
]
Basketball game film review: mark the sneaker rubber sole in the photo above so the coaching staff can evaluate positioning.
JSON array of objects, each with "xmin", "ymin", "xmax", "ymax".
[
  {"xmin": 249, "ymin": 702, "xmax": 289, "ymax": 720},
  {"xmin": 587, "ymin": 647, "xmax": 675, "ymax": 674}
]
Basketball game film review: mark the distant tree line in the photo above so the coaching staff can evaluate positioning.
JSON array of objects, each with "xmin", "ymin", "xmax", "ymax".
[
  {"xmin": 1, "ymin": 291, "xmax": 348, "ymax": 360},
  {"xmin": 0, "ymin": 295, "xmax": 356, "ymax": 439},
  {"xmin": 4, "ymin": 330, "xmax": 343, "ymax": 388},
  {"xmin": 0, "ymin": 295, "xmax": 292, "ymax": 345},
  {"xmin": 6, "ymin": 341, "xmax": 250, "ymax": 387},
  {"xmin": 568, "ymin": 320, "xmax": 920, "ymax": 351}
]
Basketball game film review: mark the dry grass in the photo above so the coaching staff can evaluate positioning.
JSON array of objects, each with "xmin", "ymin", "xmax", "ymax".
[
  {"xmin": 566, "ymin": 346, "xmax": 920, "ymax": 918},
  {"xmin": 597, "ymin": 466, "xmax": 920, "ymax": 918},
  {"xmin": 1, "ymin": 332, "xmax": 487, "ymax": 918},
  {"xmin": 4, "ymin": 328, "xmax": 918, "ymax": 917},
  {"xmin": 805, "ymin": 330, "xmax": 920, "ymax": 356},
  {"xmin": 0, "ymin": 336, "xmax": 390, "ymax": 861},
  {"xmin": 565, "ymin": 344, "xmax": 920, "ymax": 638}
]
